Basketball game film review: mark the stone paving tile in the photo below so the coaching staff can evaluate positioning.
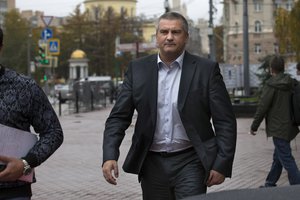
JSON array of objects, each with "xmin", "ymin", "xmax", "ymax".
[{"xmin": 31, "ymin": 106, "xmax": 300, "ymax": 199}]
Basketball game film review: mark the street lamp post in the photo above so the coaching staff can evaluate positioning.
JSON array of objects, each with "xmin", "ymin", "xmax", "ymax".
[
  {"xmin": 208, "ymin": 0, "xmax": 216, "ymax": 61},
  {"xmin": 243, "ymin": 0, "xmax": 250, "ymax": 96},
  {"xmin": 164, "ymin": 0, "xmax": 170, "ymax": 13},
  {"xmin": 27, "ymin": 17, "xmax": 37, "ymax": 77}
]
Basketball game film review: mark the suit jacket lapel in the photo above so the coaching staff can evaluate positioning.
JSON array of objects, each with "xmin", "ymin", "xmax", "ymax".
[
  {"xmin": 146, "ymin": 55, "xmax": 159, "ymax": 126},
  {"xmin": 178, "ymin": 52, "xmax": 197, "ymax": 111}
]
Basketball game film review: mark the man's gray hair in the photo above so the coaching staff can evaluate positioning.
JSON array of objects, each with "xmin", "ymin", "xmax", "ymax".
[{"xmin": 156, "ymin": 12, "xmax": 189, "ymax": 34}]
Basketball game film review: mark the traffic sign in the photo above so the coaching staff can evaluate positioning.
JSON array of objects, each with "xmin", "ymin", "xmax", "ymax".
[
  {"xmin": 41, "ymin": 16, "xmax": 53, "ymax": 27},
  {"xmin": 48, "ymin": 38, "xmax": 60, "ymax": 55},
  {"xmin": 41, "ymin": 28, "xmax": 53, "ymax": 40}
]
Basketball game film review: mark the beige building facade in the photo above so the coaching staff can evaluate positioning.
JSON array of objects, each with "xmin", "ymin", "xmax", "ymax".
[
  {"xmin": 223, "ymin": 0, "xmax": 296, "ymax": 65},
  {"xmin": 141, "ymin": 21, "xmax": 156, "ymax": 43},
  {"xmin": 84, "ymin": 0, "xmax": 137, "ymax": 19},
  {"xmin": 0, "ymin": 0, "xmax": 15, "ymax": 26}
]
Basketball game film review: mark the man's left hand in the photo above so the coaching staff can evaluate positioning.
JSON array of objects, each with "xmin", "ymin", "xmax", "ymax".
[
  {"xmin": 206, "ymin": 170, "xmax": 225, "ymax": 187},
  {"xmin": 0, "ymin": 155, "xmax": 24, "ymax": 182}
]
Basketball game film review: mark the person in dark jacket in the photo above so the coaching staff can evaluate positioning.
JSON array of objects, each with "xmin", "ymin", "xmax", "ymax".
[
  {"xmin": 102, "ymin": 12, "xmax": 236, "ymax": 199},
  {"xmin": 250, "ymin": 55, "xmax": 300, "ymax": 187},
  {"xmin": 0, "ymin": 28, "xmax": 64, "ymax": 199}
]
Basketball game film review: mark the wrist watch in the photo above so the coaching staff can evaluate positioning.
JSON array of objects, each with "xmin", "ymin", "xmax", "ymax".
[{"xmin": 21, "ymin": 159, "xmax": 32, "ymax": 175}]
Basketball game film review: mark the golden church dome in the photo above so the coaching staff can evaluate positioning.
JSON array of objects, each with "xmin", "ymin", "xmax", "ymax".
[{"xmin": 70, "ymin": 49, "xmax": 87, "ymax": 59}]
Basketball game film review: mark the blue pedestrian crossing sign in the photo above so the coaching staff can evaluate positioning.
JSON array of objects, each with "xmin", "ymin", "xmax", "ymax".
[{"xmin": 48, "ymin": 38, "xmax": 60, "ymax": 55}]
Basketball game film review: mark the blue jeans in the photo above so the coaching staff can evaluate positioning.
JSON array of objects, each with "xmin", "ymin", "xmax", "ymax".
[{"xmin": 265, "ymin": 137, "xmax": 300, "ymax": 187}]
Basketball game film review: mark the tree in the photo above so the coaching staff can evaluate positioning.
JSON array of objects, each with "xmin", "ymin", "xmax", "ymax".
[
  {"xmin": 84, "ymin": 6, "xmax": 120, "ymax": 76},
  {"xmin": 214, "ymin": 25, "xmax": 224, "ymax": 63},
  {"xmin": 0, "ymin": 9, "xmax": 29, "ymax": 74},
  {"xmin": 273, "ymin": 8, "xmax": 291, "ymax": 55},
  {"xmin": 255, "ymin": 55, "xmax": 273, "ymax": 96},
  {"xmin": 58, "ymin": 4, "xmax": 91, "ymax": 80},
  {"xmin": 52, "ymin": 2, "xmax": 149, "ymax": 83},
  {"xmin": 289, "ymin": 0, "xmax": 300, "ymax": 61}
]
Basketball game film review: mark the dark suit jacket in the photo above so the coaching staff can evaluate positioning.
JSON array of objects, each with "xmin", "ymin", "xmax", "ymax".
[{"xmin": 103, "ymin": 51, "xmax": 237, "ymax": 178}]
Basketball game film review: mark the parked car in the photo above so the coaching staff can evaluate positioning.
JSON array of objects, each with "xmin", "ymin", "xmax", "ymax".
[{"xmin": 54, "ymin": 84, "xmax": 73, "ymax": 103}]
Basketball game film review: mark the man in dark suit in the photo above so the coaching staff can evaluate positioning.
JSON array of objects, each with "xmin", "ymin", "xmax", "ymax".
[{"xmin": 102, "ymin": 12, "xmax": 237, "ymax": 199}]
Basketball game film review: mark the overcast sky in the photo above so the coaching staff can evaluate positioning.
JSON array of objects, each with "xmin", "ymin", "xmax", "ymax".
[{"xmin": 16, "ymin": 0, "xmax": 223, "ymax": 23}]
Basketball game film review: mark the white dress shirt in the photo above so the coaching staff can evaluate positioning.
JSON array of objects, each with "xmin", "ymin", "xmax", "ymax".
[{"xmin": 150, "ymin": 51, "xmax": 192, "ymax": 152}]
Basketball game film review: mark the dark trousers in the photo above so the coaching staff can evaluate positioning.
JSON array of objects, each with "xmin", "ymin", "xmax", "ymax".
[
  {"xmin": 0, "ymin": 184, "xmax": 32, "ymax": 200},
  {"xmin": 265, "ymin": 137, "xmax": 300, "ymax": 186},
  {"xmin": 140, "ymin": 148, "xmax": 207, "ymax": 200}
]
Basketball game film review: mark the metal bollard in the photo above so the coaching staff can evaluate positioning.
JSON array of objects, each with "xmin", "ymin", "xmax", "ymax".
[
  {"xmin": 58, "ymin": 91, "xmax": 62, "ymax": 116},
  {"xmin": 75, "ymin": 90, "xmax": 79, "ymax": 113},
  {"xmin": 91, "ymin": 90, "xmax": 94, "ymax": 111}
]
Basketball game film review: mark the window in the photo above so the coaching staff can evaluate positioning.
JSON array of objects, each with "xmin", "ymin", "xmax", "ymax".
[
  {"xmin": 286, "ymin": 2, "xmax": 293, "ymax": 11},
  {"xmin": 228, "ymin": 70, "xmax": 232, "ymax": 80},
  {"xmin": 234, "ymin": 2, "xmax": 238, "ymax": 14},
  {"xmin": 254, "ymin": 43, "xmax": 261, "ymax": 54},
  {"xmin": 0, "ymin": 1, "xmax": 7, "ymax": 8},
  {"xmin": 254, "ymin": 0, "xmax": 262, "ymax": 12},
  {"xmin": 274, "ymin": 43, "xmax": 279, "ymax": 54},
  {"xmin": 254, "ymin": 21, "xmax": 262, "ymax": 33},
  {"xmin": 0, "ymin": 1, "xmax": 7, "ymax": 12},
  {"xmin": 151, "ymin": 35, "xmax": 156, "ymax": 43},
  {"xmin": 287, "ymin": 44, "xmax": 293, "ymax": 53},
  {"xmin": 235, "ymin": 22, "xmax": 239, "ymax": 34}
]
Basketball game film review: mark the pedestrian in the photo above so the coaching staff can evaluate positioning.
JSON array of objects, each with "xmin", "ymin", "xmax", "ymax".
[
  {"xmin": 102, "ymin": 12, "xmax": 236, "ymax": 199},
  {"xmin": 0, "ymin": 27, "xmax": 64, "ymax": 199},
  {"xmin": 250, "ymin": 55, "xmax": 300, "ymax": 187}
]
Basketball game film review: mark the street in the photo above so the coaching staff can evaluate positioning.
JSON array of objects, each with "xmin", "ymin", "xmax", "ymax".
[{"xmin": 31, "ymin": 105, "xmax": 300, "ymax": 199}]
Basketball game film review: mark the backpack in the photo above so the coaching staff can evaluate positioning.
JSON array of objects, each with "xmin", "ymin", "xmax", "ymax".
[{"xmin": 291, "ymin": 80, "xmax": 300, "ymax": 126}]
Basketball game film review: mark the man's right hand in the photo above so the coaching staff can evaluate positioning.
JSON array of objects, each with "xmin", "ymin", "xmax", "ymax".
[{"xmin": 102, "ymin": 160, "xmax": 119, "ymax": 185}]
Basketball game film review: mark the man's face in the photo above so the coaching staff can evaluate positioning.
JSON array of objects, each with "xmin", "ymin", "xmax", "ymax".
[{"xmin": 156, "ymin": 19, "xmax": 188, "ymax": 60}]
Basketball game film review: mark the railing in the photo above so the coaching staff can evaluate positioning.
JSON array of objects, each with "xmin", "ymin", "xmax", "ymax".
[{"xmin": 54, "ymin": 86, "xmax": 114, "ymax": 117}]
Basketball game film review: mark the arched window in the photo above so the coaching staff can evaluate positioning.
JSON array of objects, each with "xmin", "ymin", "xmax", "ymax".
[{"xmin": 254, "ymin": 21, "xmax": 262, "ymax": 33}]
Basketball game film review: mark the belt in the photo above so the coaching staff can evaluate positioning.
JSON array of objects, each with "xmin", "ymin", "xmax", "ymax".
[{"xmin": 149, "ymin": 147, "xmax": 194, "ymax": 157}]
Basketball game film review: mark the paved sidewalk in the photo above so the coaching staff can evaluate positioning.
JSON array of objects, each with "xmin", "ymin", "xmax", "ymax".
[{"xmin": 31, "ymin": 105, "xmax": 300, "ymax": 199}]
